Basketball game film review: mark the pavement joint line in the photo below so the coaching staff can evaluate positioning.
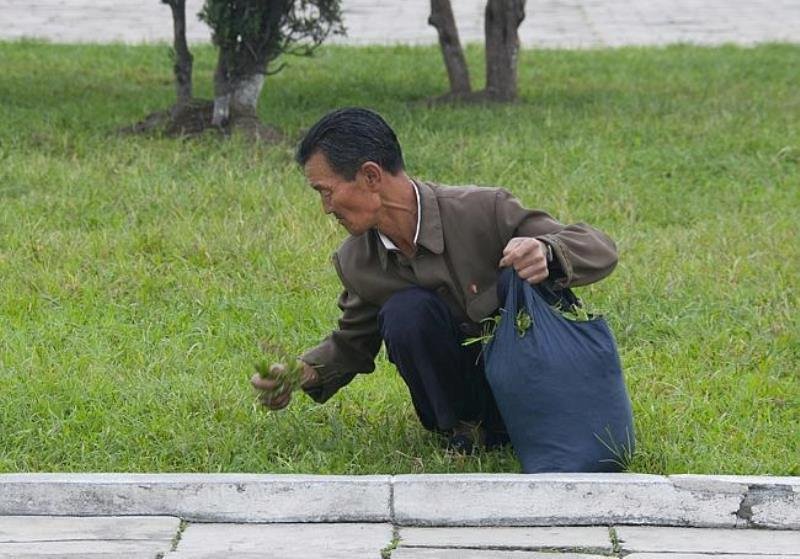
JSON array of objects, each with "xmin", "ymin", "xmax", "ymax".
[
  {"xmin": 167, "ymin": 519, "xmax": 187, "ymax": 554},
  {"xmin": 381, "ymin": 525, "xmax": 400, "ymax": 559},
  {"xmin": 389, "ymin": 475, "xmax": 396, "ymax": 525},
  {"xmin": 609, "ymin": 526, "xmax": 622, "ymax": 557}
]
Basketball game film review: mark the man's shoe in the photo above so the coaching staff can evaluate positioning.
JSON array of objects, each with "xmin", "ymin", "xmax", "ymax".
[
  {"xmin": 446, "ymin": 421, "xmax": 483, "ymax": 454},
  {"xmin": 446, "ymin": 432, "xmax": 476, "ymax": 454}
]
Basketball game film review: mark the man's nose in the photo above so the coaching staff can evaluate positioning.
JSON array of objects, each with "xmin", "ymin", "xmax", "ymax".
[{"xmin": 322, "ymin": 199, "xmax": 333, "ymax": 214}]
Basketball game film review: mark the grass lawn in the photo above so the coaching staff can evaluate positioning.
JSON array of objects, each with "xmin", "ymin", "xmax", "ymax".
[{"xmin": 0, "ymin": 41, "xmax": 798, "ymax": 475}]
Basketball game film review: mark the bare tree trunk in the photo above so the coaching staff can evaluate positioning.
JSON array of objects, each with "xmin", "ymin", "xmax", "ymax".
[
  {"xmin": 165, "ymin": 0, "xmax": 193, "ymax": 106},
  {"xmin": 429, "ymin": 0, "xmax": 471, "ymax": 96},
  {"xmin": 484, "ymin": 0, "xmax": 525, "ymax": 102},
  {"xmin": 231, "ymin": 74, "xmax": 265, "ymax": 116},
  {"xmin": 212, "ymin": 47, "xmax": 232, "ymax": 127},
  {"xmin": 212, "ymin": 57, "xmax": 267, "ymax": 127}
]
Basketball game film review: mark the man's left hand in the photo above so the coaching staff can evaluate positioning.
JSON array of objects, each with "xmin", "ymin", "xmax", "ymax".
[{"xmin": 499, "ymin": 237, "xmax": 549, "ymax": 284}]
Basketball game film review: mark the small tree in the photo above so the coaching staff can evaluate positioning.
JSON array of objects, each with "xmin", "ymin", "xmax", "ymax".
[
  {"xmin": 429, "ymin": 0, "xmax": 526, "ymax": 102},
  {"xmin": 129, "ymin": 0, "xmax": 343, "ymax": 140},
  {"xmin": 200, "ymin": 0, "xmax": 344, "ymax": 130}
]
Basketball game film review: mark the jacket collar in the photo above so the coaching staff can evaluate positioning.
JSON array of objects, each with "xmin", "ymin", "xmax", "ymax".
[{"xmin": 375, "ymin": 179, "xmax": 444, "ymax": 270}]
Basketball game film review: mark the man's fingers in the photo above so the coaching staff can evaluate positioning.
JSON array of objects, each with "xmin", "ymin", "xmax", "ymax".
[
  {"xmin": 501, "ymin": 238, "xmax": 547, "ymax": 270},
  {"xmin": 502, "ymin": 239, "xmax": 522, "ymax": 256},
  {"xmin": 251, "ymin": 372, "xmax": 281, "ymax": 392},
  {"xmin": 518, "ymin": 264, "xmax": 549, "ymax": 284},
  {"xmin": 259, "ymin": 389, "xmax": 291, "ymax": 410},
  {"xmin": 500, "ymin": 245, "xmax": 525, "ymax": 267}
]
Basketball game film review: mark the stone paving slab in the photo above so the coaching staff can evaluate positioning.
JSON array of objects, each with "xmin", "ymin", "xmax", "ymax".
[
  {"xmin": 615, "ymin": 526, "xmax": 800, "ymax": 554},
  {"xmin": 0, "ymin": 474, "xmax": 391, "ymax": 523},
  {"xmin": 0, "ymin": 0, "xmax": 798, "ymax": 47},
  {"xmin": 0, "ymin": 515, "xmax": 180, "ymax": 542},
  {"xmin": 0, "ymin": 539, "xmax": 172, "ymax": 558},
  {"xmin": 165, "ymin": 522, "xmax": 394, "ymax": 559},
  {"xmin": 0, "ymin": 515, "xmax": 179, "ymax": 559},
  {"xmin": 393, "ymin": 474, "xmax": 745, "ymax": 527},
  {"xmin": 398, "ymin": 526, "xmax": 612, "ymax": 551},
  {"xmin": 392, "ymin": 550, "xmax": 610, "ymax": 559}
]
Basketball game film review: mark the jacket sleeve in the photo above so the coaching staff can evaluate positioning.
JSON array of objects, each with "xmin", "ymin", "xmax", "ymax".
[
  {"xmin": 494, "ymin": 188, "xmax": 618, "ymax": 288},
  {"xmin": 300, "ymin": 253, "xmax": 383, "ymax": 404}
]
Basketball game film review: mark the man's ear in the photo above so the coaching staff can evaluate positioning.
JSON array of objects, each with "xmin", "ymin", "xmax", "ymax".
[{"xmin": 359, "ymin": 161, "xmax": 383, "ymax": 190}]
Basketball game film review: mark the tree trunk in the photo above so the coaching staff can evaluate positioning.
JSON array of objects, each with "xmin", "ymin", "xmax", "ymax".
[
  {"xmin": 212, "ymin": 56, "xmax": 266, "ymax": 127},
  {"xmin": 429, "ymin": 0, "xmax": 471, "ymax": 96},
  {"xmin": 230, "ymin": 73, "xmax": 266, "ymax": 118},
  {"xmin": 210, "ymin": 49, "xmax": 277, "ymax": 140},
  {"xmin": 212, "ymin": 47, "xmax": 232, "ymax": 127},
  {"xmin": 484, "ymin": 0, "xmax": 525, "ymax": 102},
  {"xmin": 166, "ymin": 0, "xmax": 193, "ymax": 106}
]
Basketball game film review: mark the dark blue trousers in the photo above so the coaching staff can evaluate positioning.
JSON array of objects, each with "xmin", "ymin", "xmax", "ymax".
[{"xmin": 378, "ymin": 287, "xmax": 509, "ymax": 442}]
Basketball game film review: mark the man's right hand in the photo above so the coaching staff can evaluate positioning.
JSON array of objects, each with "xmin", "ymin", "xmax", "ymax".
[{"xmin": 251, "ymin": 361, "xmax": 320, "ymax": 411}]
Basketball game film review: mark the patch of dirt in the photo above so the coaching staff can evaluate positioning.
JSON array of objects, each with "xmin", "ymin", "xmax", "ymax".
[{"xmin": 119, "ymin": 99, "xmax": 283, "ymax": 143}]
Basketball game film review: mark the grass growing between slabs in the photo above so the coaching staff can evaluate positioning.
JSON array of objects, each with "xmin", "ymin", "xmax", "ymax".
[{"xmin": 0, "ymin": 41, "xmax": 798, "ymax": 474}]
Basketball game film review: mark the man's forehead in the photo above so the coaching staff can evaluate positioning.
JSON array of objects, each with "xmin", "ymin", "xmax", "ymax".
[
  {"xmin": 305, "ymin": 152, "xmax": 356, "ymax": 189},
  {"xmin": 304, "ymin": 151, "xmax": 334, "ymax": 179}
]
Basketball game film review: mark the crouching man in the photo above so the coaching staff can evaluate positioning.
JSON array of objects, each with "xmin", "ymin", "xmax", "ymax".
[{"xmin": 251, "ymin": 107, "xmax": 618, "ymax": 452}]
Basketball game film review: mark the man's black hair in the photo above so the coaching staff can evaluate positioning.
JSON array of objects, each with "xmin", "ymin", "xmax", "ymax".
[{"xmin": 295, "ymin": 107, "xmax": 405, "ymax": 180}]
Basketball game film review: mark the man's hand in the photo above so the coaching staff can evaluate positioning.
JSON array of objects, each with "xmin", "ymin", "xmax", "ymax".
[
  {"xmin": 251, "ymin": 361, "xmax": 320, "ymax": 411},
  {"xmin": 498, "ymin": 237, "xmax": 550, "ymax": 284}
]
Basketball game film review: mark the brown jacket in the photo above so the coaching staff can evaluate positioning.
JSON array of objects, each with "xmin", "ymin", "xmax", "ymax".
[{"xmin": 301, "ymin": 180, "xmax": 618, "ymax": 403}]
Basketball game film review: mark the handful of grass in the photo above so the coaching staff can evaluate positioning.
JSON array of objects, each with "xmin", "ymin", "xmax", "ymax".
[{"xmin": 253, "ymin": 338, "xmax": 305, "ymax": 397}]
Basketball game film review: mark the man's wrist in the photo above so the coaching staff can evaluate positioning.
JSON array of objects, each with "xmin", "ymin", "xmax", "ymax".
[
  {"xmin": 299, "ymin": 361, "xmax": 321, "ymax": 388},
  {"xmin": 539, "ymin": 238, "xmax": 566, "ymax": 279},
  {"xmin": 538, "ymin": 238, "xmax": 553, "ymax": 266}
]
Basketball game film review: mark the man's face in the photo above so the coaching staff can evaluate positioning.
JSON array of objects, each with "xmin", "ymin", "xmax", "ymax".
[{"xmin": 304, "ymin": 151, "xmax": 381, "ymax": 236}]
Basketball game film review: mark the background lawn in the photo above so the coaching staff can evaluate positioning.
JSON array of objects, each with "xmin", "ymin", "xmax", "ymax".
[{"xmin": 0, "ymin": 41, "xmax": 798, "ymax": 474}]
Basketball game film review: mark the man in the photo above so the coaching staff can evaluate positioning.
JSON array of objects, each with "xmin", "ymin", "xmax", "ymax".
[{"xmin": 251, "ymin": 107, "xmax": 618, "ymax": 452}]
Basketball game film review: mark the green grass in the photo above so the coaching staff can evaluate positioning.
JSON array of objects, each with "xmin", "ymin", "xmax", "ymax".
[{"xmin": 0, "ymin": 41, "xmax": 798, "ymax": 475}]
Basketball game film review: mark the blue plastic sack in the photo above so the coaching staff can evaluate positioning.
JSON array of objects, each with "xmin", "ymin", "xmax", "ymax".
[{"xmin": 485, "ymin": 269, "xmax": 635, "ymax": 473}]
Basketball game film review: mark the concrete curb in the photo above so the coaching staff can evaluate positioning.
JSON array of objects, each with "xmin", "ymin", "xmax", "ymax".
[
  {"xmin": 0, "ymin": 474, "xmax": 797, "ymax": 529},
  {"xmin": 0, "ymin": 474, "xmax": 391, "ymax": 523}
]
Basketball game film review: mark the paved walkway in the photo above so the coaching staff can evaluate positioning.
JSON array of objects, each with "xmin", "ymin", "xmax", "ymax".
[
  {"xmin": 0, "ymin": 0, "xmax": 798, "ymax": 47},
  {"xmin": 2, "ymin": 517, "xmax": 800, "ymax": 558}
]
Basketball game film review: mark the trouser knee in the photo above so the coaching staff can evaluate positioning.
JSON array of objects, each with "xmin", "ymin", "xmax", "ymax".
[{"xmin": 378, "ymin": 287, "xmax": 451, "ymax": 348}]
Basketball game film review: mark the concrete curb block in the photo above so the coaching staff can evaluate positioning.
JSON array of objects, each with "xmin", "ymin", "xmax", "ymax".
[
  {"xmin": 394, "ymin": 474, "xmax": 799, "ymax": 529},
  {"xmin": 0, "ymin": 474, "xmax": 797, "ymax": 529},
  {"xmin": 0, "ymin": 474, "xmax": 391, "ymax": 523}
]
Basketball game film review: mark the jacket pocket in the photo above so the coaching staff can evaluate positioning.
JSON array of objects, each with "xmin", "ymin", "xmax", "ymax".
[{"xmin": 466, "ymin": 283, "xmax": 500, "ymax": 322}]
